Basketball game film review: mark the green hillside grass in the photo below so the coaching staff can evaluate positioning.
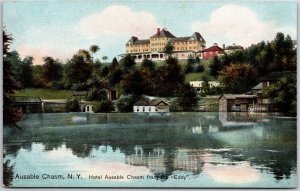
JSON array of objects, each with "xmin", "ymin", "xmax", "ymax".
[{"xmin": 14, "ymin": 88, "xmax": 73, "ymax": 99}]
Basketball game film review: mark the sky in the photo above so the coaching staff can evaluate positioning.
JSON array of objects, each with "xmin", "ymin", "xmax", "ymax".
[{"xmin": 3, "ymin": 0, "xmax": 298, "ymax": 65}]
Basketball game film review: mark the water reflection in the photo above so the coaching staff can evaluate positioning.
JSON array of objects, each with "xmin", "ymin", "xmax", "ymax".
[{"xmin": 3, "ymin": 112, "xmax": 297, "ymax": 187}]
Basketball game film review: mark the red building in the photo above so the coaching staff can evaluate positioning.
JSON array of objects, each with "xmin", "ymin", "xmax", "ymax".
[{"xmin": 202, "ymin": 43, "xmax": 224, "ymax": 59}]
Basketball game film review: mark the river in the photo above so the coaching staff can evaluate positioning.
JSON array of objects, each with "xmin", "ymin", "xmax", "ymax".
[{"xmin": 3, "ymin": 112, "xmax": 297, "ymax": 188}]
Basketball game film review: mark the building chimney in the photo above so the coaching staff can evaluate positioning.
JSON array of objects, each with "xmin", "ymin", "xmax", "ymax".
[
  {"xmin": 223, "ymin": 44, "xmax": 225, "ymax": 49},
  {"xmin": 157, "ymin": 28, "xmax": 160, "ymax": 35}
]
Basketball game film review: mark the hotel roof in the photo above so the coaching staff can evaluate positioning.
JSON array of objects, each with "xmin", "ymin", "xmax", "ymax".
[{"xmin": 151, "ymin": 29, "xmax": 176, "ymax": 38}]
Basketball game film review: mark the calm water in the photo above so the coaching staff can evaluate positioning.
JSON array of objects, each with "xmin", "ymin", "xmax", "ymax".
[{"xmin": 3, "ymin": 112, "xmax": 297, "ymax": 188}]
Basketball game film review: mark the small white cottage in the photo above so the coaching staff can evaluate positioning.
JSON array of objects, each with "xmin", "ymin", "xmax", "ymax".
[{"xmin": 133, "ymin": 99, "xmax": 169, "ymax": 113}]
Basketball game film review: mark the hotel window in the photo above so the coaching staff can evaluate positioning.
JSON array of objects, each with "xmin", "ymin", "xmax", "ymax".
[
  {"xmin": 137, "ymin": 107, "xmax": 139, "ymax": 112},
  {"xmin": 143, "ymin": 107, "xmax": 145, "ymax": 112},
  {"xmin": 149, "ymin": 107, "xmax": 151, "ymax": 111}
]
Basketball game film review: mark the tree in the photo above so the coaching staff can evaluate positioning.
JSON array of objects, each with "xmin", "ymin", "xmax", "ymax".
[
  {"xmin": 141, "ymin": 58, "xmax": 155, "ymax": 71},
  {"xmin": 102, "ymin": 56, "xmax": 108, "ymax": 63},
  {"xmin": 218, "ymin": 63, "xmax": 257, "ymax": 93},
  {"xmin": 175, "ymin": 83, "xmax": 199, "ymax": 111},
  {"xmin": 78, "ymin": 49, "xmax": 92, "ymax": 63},
  {"xmin": 108, "ymin": 68, "xmax": 123, "ymax": 86},
  {"xmin": 164, "ymin": 42, "xmax": 174, "ymax": 56},
  {"xmin": 94, "ymin": 100, "xmax": 114, "ymax": 112},
  {"xmin": 19, "ymin": 56, "xmax": 34, "ymax": 88},
  {"xmin": 65, "ymin": 99, "xmax": 80, "ymax": 112},
  {"xmin": 140, "ymin": 59, "xmax": 156, "ymax": 95},
  {"xmin": 3, "ymin": 30, "xmax": 23, "ymax": 127},
  {"xmin": 43, "ymin": 56, "xmax": 63, "ymax": 84},
  {"xmin": 86, "ymin": 88, "xmax": 107, "ymax": 101},
  {"xmin": 264, "ymin": 74, "xmax": 296, "ymax": 114},
  {"xmin": 120, "ymin": 54, "xmax": 136, "ymax": 72},
  {"xmin": 194, "ymin": 62, "xmax": 204, "ymax": 73},
  {"xmin": 200, "ymin": 80, "xmax": 210, "ymax": 96},
  {"xmin": 184, "ymin": 56, "xmax": 194, "ymax": 73},
  {"xmin": 109, "ymin": 57, "xmax": 119, "ymax": 71},
  {"xmin": 101, "ymin": 65, "xmax": 110, "ymax": 77},
  {"xmin": 121, "ymin": 70, "xmax": 144, "ymax": 96},
  {"xmin": 195, "ymin": 56, "xmax": 200, "ymax": 64},
  {"xmin": 116, "ymin": 96, "xmax": 138, "ymax": 112},
  {"xmin": 209, "ymin": 56, "xmax": 222, "ymax": 77},
  {"xmin": 89, "ymin": 45, "xmax": 100, "ymax": 54},
  {"xmin": 65, "ymin": 54, "xmax": 92, "ymax": 84},
  {"xmin": 6, "ymin": 51, "xmax": 22, "ymax": 82},
  {"xmin": 161, "ymin": 57, "xmax": 185, "ymax": 96}
]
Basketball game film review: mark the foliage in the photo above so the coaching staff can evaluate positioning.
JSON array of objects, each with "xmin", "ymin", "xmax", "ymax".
[
  {"xmin": 161, "ymin": 57, "xmax": 185, "ymax": 96},
  {"xmin": 121, "ymin": 70, "xmax": 144, "ymax": 96},
  {"xmin": 89, "ymin": 45, "xmax": 100, "ymax": 54},
  {"xmin": 141, "ymin": 58, "xmax": 155, "ymax": 71},
  {"xmin": 65, "ymin": 99, "xmax": 81, "ymax": 112},
  {"xmin": 195, "ymin": 56, "xmax": 200, "ymax": 64},
  {"xmin": 116, "ymin": 96, "xmax": 138, "ymax": 112},
  {"xmin": 164, "ymin": 42, "xmax": 174, "ymax": 56},
  {"xmin": 209, "ymin": 56, "xmax": 223, "ymax": 77},
  {"xmin": 212, "ymin": 32, "xmax": 296, "ymax": 79},
  {"xmin": 140, "ymin": 59, "xmax": 156, "ymax": 95},
  {"xmin": 65, "ymin": 54, "xmax": 92, "ymax": 84},
  {"xmin": 194, "ymin": 63, "xmax": 204, "ymax": 73},
  {"xmin": 218, "ymin": 63, "xmax": 257, "ymax": 93},
  {"xmin": 184, "ymin": 56, "xmax": 194, "ymax": 73},
  {"xmin": 3, "ymin": 158, "xmax": 14, "ymax": 187},
  {"xmin": 43, "ymin": 56, "xmax": 63, "ymax": 84},
  {"xmin": 19, "ymin": 56, "xmax": 34, "ymax": 88},
  {"xmin": 94, "ymin": 100, "xmax": 114, "ymax": 112},
  {"xmin": 6, "ymin": 51, "xmax": 22, "ymax": 83},
  {"xmin": 100, "ymin": 65, "xmax": 110, "ymax": 77},
  {"xmin": 174, "ymin": 83, "xmax": 199, "ymax": 111},
  {"xmin": 102, "ymin": 56, "xmax": 108, "ymax": 62},
  {"xmin": 264, "ymin": 74, "xmax": 296, "ymax": 114},
  {"xmin": 120, "ymin": 54, "xmax": 136, "ymax": 72},
  {"xmin": 109, "ymin": 57, "xmax": 119, "ymax": 71},
  {"xmin": 3, "ymin": 30, "xmax": 23, "ymax": 127},
  {"xmin": 86, "ymin": 88, "xmax": 107, "ymax": 101},
  {"xmin": 200, "ymin": 80, "xmax": 210, "ymax": 96}
]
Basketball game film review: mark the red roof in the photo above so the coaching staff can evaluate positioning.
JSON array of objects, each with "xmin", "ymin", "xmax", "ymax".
[{"xmin": 202, "ymin": 45, "xmax": 223, "ymax": 52}]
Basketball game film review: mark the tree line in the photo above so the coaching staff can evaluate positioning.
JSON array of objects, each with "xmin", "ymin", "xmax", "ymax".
[
  {"xmin": 4, "ymin": 31, "xmax": 200, "ymax": 116},
  {"xmin": 209, "ymin": 32, "xmax": 296, "ymax": 114},
  {"xmin": 210, "ymin": 32, "xmax": 296, "ymax": 93}
]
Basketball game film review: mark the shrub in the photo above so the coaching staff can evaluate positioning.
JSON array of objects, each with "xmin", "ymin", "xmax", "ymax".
[
  {"xmin": 65, "ymin": 99, "xmax": 80, "ymax": 112},
  {"xmin": 94, "ymin": 100, "xmax": 114, "ymax": 112},
  {"xmin": 116, "ymin": 96, "xmax": 137, "ymax": 112},
  {"xmin": 86, "ymin": 88, "xmax": 107, "ymax": 101}
]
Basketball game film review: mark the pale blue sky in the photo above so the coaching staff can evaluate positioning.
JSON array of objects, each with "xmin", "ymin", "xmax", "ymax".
[{"xmin": 3, "ymin": 0, "xmax": 297, "ymax": 64}]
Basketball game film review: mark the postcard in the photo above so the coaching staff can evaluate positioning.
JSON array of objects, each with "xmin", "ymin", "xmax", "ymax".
[{"xmin": 2, "ymin": 0, "xmax": 297, "ymax": 188}]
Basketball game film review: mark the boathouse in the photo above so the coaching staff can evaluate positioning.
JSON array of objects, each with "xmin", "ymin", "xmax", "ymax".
[
  {"xmin": 219, "ymin": 94, "xmax": 257, "ymax": 112},
  {"xmin": 10, "ymin": 96, "xmax": 42, "ymax": 113}
]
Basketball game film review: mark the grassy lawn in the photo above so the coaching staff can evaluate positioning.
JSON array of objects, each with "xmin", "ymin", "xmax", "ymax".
[
  {"xmin": 14, "ymin": 88, "xmax": 73, "ymax": 99},
  {"xmin": 185, "ymin": 72, "xmax": 216, "ymax": 82},
  {"xmin": 198, "ymin": 96, "xmax": 219, "ymax": 111}
]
